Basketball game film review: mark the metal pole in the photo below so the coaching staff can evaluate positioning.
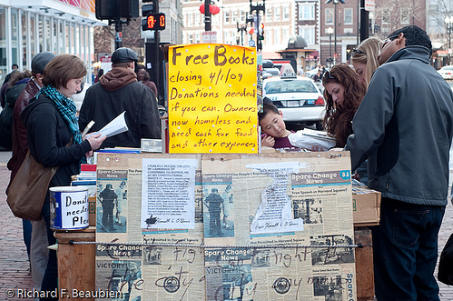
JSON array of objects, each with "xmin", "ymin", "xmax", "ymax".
[
  {"xmin": 360, "ymin": 0, "xmax": 369, "ymax": 42},
  {"xmin": 357, "ymin": 0, "xmax": 360, "ymax": 45},
  {"xmin": 204, "ymin": 0, "xmax": 211, "ymax": 31},
  {"xmin": 241, "ymin": 28, "xmax": 244, "ymax": 46},
  {"xmin": 329, "ymin": 34, "xmax": 332, "ymax": 59}
]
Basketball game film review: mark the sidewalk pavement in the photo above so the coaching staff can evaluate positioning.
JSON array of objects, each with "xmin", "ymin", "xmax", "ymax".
[
  {"xmin": 0, "ymin": 160, "xmax": 452, "ymax": 300},
  {"xmin": 0, "ymin": 164, "xmax": 33, "ymax": 300}
]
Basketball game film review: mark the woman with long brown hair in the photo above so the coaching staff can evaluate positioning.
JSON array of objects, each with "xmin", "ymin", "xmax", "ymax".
[{"xmin": 322, "ymin": 64, "xmax": 367, "ymax": 147}]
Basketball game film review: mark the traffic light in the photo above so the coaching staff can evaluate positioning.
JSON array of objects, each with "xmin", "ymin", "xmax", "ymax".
[
  {"xmin": 141, "ymin": 0, "xmax": 165, "ymax": 31},
  {"xmin": 258, "ymin": 23, "xmax": 264, "ymax": 40},
  {"xmin": 142, "ymin": 13, "xmax": 166, "ymax": 31}
]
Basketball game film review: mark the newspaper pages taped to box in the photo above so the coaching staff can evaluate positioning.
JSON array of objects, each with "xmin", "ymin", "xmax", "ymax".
[
  {"xmin": 202, "ymin": 153, "xmax": 356, "ymax": 301},
  {"xmin": 95, "ymin": 152, "xmax": 356, "ymax": 300},
  {"xmin": 95, "ymin": 153, "xmax": 204, "ymax": 301}
]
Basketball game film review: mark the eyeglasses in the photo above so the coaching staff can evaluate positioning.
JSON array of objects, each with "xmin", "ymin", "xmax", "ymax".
[
  {"xmin": 382, "ymin": 35, "xmax": 398, "ymax": 48},
  {"xmin": 351, "ymin": 48, "xmax": 365, "ymax": 56}
]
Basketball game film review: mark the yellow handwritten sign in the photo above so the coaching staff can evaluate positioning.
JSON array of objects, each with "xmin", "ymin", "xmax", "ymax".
[{"xmin": 168, "ymin": 44, "xmax": 257, "ymax": 153}]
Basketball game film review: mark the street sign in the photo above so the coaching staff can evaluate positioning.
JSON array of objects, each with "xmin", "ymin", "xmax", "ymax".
[
  {"xmin": 364, "ymin": 0, "xmax": 375, "ymax": 12},
  {"xmin": 248, "ymin": 39, "xmax": 255, "ymax": 47},
  {"xmin": 201, "ymin": 31, "xmax": 217, "ymax": 43}
]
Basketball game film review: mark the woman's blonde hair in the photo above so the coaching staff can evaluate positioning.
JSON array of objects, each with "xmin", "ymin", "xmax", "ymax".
[{"xmin": 351, "ymin": 37, "xmax": 383, "ymax": 87}]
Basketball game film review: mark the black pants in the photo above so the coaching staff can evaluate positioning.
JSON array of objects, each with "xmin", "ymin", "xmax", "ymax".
[{"xmin": 102, "ymin": 202, "xmax": 114, "ymax": 229}]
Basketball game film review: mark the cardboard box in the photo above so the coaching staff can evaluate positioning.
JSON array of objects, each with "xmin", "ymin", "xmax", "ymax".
[{"xmin": 352, "ymin": 186, "xmax": 381, "ymax": 227}]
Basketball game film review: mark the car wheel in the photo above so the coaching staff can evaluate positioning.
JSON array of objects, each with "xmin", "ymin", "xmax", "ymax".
[{"xmin": 315, "ymin": 121, "xmax": 324, "ymax": 130}]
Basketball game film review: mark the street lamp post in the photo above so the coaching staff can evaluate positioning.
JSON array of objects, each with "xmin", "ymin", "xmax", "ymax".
[
  {"xmin": 326, "ymin": 27, "xmax": 334, "ymax": 65},
  {"xmin": 326, "ymin": 0, "xmax": 344, "ymax": 64},
  {"xmin": 237, "ymin": 21, "xmax": 248, "ymax": 46}
]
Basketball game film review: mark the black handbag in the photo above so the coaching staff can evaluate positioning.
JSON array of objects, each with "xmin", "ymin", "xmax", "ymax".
[{"xmin": 438, "ymin": 233, "xmax": 453, "ymax": 285}]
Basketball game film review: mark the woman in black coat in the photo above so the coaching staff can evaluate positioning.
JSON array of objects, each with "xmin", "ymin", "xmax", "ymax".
[{"xmin": 22, "ymin": 55, "xmax": 105, "ymax": 300}]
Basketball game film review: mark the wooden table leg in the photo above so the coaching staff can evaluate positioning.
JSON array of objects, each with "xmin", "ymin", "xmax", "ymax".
[{"xmin": 354, "ymin": 227, "xmax": 375, "ymax": 301}]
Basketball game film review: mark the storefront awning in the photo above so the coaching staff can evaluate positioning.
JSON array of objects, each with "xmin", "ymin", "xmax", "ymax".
[{"xmin": 12, "ymin": 0, "xmax": 106, "ymax": 25}]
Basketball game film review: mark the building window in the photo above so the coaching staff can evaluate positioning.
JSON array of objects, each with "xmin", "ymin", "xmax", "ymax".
[
  {"xmin": 344, "ymin": 8, "xmax": 353, "ymax": 25},
  {"xmin": 275, "ymin": 7, "xmax": 281, "ymax": 20},
  {"xmin": 299, "ymin": 25, "xmax": 315, "ymax": 45},
  {"xmin": 299, "ymin": 3, "xmax": 315, "ymax": 21},
  {"xmin": 187, "ymin": 13, "xmax": 191, "ymax": 26},
  {"xmin": 224, "ymin": 11, "xmax": 230, "ymax": 23},
  {"xmin": 325, "ymin": 8, "xmax": 334, "ymax": 25},
  {"xmin": 11, "ymin": 8, "xmax": 19, "ymax": 66},
  {"xmin": 400, "ymin": 8, "xmax": 410, "ymax": 25},
  {"xmin": 30, "ymin": 14, "xmax": 36, "ymax": 59},
  {"xmin": 281, "ymin": 27, "xmax": 289, "ymax": 45},
  {"xmin": 266, "ymin": 8, "xmax": 273, "ymax": 21},
  {"xmin": 39, "ymin": 15, "xmax": 44, "ymax": 52},
  {"xmin": 232, "ymin": 10, "xmax": 238, "ymax": 23},
  {"xmin": 21, "ymin": 11, "xmax": 28, "ymax": 67},
  {"xmin": 283, "ymin": 6, "xmax": 289, "ymax": 20},
  {"xmin": 382, "ymin": 9, "xmax": 391, "ymax": 24}
]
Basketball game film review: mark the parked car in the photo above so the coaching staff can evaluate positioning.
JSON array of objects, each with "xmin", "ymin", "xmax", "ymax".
[
  {"xmin": 262, "ymin": 76, "xmax": 326, "ymax": 129},
  {"xmin": 438, "ymin": 65, "xmax": 453, "ymax": 80}
]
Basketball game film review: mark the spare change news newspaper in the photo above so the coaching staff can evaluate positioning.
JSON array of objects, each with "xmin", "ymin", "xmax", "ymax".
[{"xmin": 95, "ymin": 152, "xmax": 356, "ymax": 301}]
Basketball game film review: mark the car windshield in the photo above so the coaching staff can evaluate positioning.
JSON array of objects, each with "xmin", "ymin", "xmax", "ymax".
[
  {"xmin": 264, "ymin": 79, "xmax": 318, "ymax": 94},
  {"xmin": 442, "ymin": 66, "xmax": 453, "ymax": 71}
]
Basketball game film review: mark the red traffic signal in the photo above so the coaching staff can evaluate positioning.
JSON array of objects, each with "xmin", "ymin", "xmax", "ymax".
[{"xmin": 142, "ymin": 13, "xmax": 166, "ymax": 31}]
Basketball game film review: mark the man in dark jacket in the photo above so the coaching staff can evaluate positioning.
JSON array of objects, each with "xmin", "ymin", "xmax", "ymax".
[
  {"xmin": 204, "ymin": 188, "xmax": 224, "ymax": 236},
  {"xmin": 345, "ymin": 26, "xmax": 453, "ymax": 300},
  {"xmin": 99, "ymin": 184, "xmax": 118, "ymax": 231},
  {"xmin": 79, "ymin": 47, "xmax": 161, "ymax": 148}
]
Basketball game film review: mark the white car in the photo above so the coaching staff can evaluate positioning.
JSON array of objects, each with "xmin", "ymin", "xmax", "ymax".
[
  {"xmin": 438, "ymin": 66, "xmax": 453, "ymax": 80},
  {"xmin": 263, "ymin": 76, "xmax": 326, "ymax": 129}
]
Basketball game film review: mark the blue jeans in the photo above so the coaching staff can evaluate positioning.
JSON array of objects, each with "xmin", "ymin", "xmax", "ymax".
[
  {"xmin": 40, "ymin": 200, "xmax": 58, "ymax": 300},
  {"xmin": 372, "ymin": 198, "xmax": 445, "ymax": 301},
  {"xmin": 22, "ymin": 219, "xmax": 32, "ymax": 260}
]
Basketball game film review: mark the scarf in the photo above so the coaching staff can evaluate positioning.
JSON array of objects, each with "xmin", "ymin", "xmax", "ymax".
[{"xmin": 38, "ymin": 85, "xmax": 82, "ymax": 145}]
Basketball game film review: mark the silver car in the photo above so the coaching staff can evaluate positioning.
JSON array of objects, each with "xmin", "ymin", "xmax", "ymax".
[{"xmin": 263, "ymin": 76, "xmax": 326, "ymax": 130}]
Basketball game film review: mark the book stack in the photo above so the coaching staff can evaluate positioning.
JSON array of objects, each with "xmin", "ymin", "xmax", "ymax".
[{"xmin": 72, "ymin": 164, "xmax": 97, "ymax": 226}]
